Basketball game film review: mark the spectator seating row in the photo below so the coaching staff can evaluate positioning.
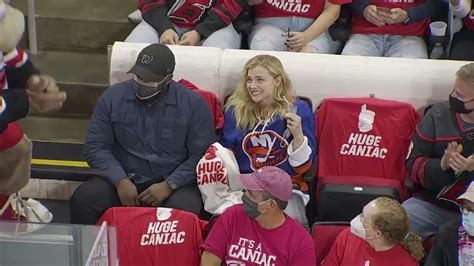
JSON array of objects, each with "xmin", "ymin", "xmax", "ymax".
[{"xmin": 25, "ymin": 44, "xmax": 470, "ymax": 218}]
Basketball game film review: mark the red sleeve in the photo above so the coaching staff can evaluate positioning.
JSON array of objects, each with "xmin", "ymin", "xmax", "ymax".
[
  {"xmin": 201, "ymin": 208, "xmax": 234, "ymax": 259},
  {"xmin": 320, "ymin": 228, "xmax": 349, "ymax": 266}
]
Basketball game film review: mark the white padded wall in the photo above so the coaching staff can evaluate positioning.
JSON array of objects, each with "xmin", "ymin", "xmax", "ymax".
[
  {"xmin": 110, "ymin": 42, "xmax": 222, "ymax": 96},
  {"xmin": 220, "ymin": 49, "xmax": 470, "ymax": 111},
  {"xmin": 110, "ymin": 42, "xmax": 471, "ymax": 111}
]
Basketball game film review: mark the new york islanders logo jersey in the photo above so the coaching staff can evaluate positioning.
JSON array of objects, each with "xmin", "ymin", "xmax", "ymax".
[{"xmin": 242, "ymin": 129, "xmax": 289, "ymax": 171}]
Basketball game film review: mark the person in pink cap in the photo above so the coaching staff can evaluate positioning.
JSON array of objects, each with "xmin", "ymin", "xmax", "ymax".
[{"xmin": 201, "ymin": 166, "xmax": 315, "ymax": 266}]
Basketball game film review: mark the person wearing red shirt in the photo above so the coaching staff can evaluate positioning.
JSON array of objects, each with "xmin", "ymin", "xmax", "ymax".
[
  {"xmin": 321, "ymin": 197, "xmax": 425, "ymax": 266},
  {"xmin": 342, "ymin": 0, "xmax": 442, "ymax": 58},
  {"xmin": 248, "ymin": 0, "xmax": 351, "ymax": 53},
  {"xmin": 449, "ymin": 0, "xmax": 474, "ymax": 60},
  {"xmin": 201, "ymin": 166, "xmax": 316, "ymax": 266}
]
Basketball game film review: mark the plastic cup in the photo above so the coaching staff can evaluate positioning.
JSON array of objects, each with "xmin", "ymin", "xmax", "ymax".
[{"xmin": 430, "ymin": 21, "xmax": 447, "ymax": 37}]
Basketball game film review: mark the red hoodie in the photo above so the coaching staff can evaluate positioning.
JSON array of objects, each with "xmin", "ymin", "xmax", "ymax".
[{"xmin": 178, "ymin": 79, "xmax": 224, "ymax": 134}]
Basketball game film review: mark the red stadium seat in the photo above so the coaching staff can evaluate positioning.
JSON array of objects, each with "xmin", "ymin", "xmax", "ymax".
[
  {"xmin": 315, "ymin": 98, "xmax": 419, "ymax": 221},
  {"xmin": 312, "ymin": 222, "xmax": 349, "ymax": 266}
]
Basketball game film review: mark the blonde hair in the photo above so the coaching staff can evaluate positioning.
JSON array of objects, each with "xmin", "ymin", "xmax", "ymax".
[
  {"xmin": 371, "ymin": 197, "xmax": 425, "ymax": 261},
  {"xmin": 225, "ymin": 55, "xmax": 294, "ymax": 130},
  {"xmin": 456, "ymin": 63, "xmax": 474, "ymax": 90}
]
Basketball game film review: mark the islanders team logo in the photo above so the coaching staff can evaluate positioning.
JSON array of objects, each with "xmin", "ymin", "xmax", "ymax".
[{"xmin": 242, "ymin": 130, "xmax": 289, "ymax": 171}]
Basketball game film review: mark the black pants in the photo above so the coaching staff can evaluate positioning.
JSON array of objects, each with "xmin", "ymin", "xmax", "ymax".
[
  {"xmin": 70, "ymin": 177, "xmax": 203, "ymax": 225},
  {"xmin": 450, "ymin": 27, "xmax": 474, "ymax": 61}
]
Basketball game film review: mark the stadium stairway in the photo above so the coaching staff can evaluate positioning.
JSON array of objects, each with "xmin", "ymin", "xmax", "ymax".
[{"xmin": 10, "ymin": 0, "xmax": 137, "ymax": 223}]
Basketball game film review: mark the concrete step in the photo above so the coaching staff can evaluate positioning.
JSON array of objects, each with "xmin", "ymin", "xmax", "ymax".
[
  {"xmin": 18, "ymin": 116, "xmax": 89, "ymax": 143},
  {"xmin": 11, "ymin": 0, "xmax": 137, "ymax": 52},
  {"xmin": 29, "ymin": 50, "xmax": 109, "ymax": 118},
  {"xmin": 30, "ymin": 49, "xmax": 109, "ymax": 84}
]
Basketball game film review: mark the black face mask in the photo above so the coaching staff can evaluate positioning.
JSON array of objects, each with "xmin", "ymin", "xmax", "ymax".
[
  {"xmin": 242, "ymin": 194, "xmax": 261, "ymax": 219},
  {"xmin": 133, "ymin": 82, "xmax": 164, "ymax": 100},
  {"xmin": 449, "ymin": 94, "xmax": 474, "ymax": 114},
  {"xmin": 133, "ymin": 75, "xmax": 170, "ymax": 100}
]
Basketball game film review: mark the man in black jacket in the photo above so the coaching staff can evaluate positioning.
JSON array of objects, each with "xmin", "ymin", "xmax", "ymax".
[
  {"xmin": 403, "ymin": 63, "xmax": 474, "ymax": 239},
  {"xmin": 125, "ymin": 0, "xmax": 252, "ymax": 49},
  {"xmin": 425, "ymin": 181, "xmax": 474, "ymax": 266}
]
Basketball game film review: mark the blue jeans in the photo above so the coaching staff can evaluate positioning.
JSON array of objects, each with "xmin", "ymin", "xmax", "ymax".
[
  {"xmin": 249, "ymin": 17, "xmax": 341, "ymax": 54},
  {"xmin": 125, "ymin": 20, "xmax": 242, "ymax": 49},
  {"xmin": 402, "ymin": 197, "xmax": 460, "ymax": 239},
  {"xmin": 342, "ymin": 34, "xmax": 428, "ymax": 59}
]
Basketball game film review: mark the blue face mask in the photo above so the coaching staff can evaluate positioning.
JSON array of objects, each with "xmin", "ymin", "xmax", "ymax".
[{"xmin": 462, "ymin": 212, "xmax": 474, "ymax": 236}]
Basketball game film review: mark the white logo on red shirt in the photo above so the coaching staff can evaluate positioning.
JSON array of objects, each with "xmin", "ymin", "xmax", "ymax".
[
  {"xmin": 156, "ymin": 207, "xmax": 172, "ymax": 221},
  {"xmin": 227, "ymin": 237, "xmax": 277, "ymax": 266},
  {"xmin": 141, "ymin": 209, "xmax": 186, "ymax": 246},
  {"xmin": 340, "ymin": 104, "xmax": 388, "ymax": 159},
  {"xmin": 358, "ymin": 104, "xmax": 375, "ymax": 133},
  {"xmin": 266, "ymin": 0, "xmax": 310, "ymax": 13}
]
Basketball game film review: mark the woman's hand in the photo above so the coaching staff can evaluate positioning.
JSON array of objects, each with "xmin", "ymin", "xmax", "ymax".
[{"xmin": 284, "ymin": 112, "xmax": 304, "ymax": 149}]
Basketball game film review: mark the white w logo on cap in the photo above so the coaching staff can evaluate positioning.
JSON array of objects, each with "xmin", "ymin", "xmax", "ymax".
[{"xmin": 141, "ymin": 55, "xmax": 153, "ymax": 64}]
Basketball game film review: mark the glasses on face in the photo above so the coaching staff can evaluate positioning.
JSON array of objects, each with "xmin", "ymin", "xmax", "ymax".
[{"xmin": 460, "ymin": 206, "xmax": 474, "ymax": 215}]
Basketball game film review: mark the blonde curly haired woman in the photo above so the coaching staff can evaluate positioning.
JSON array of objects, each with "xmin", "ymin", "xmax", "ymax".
[
  {"xmin": 322, "ymin": 197, "xmax": 425, "ymax": 266},
  {"xmin": 220, "ymin": 54, "xmax": 316, "ymax": 229}
]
